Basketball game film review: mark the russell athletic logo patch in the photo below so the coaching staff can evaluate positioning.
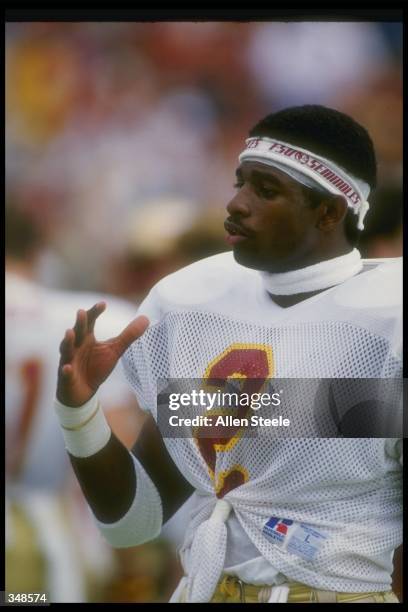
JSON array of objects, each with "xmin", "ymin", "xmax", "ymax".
[{"xmin": 263, "ymin": 516, "xmax": 328, "ymax": 562}]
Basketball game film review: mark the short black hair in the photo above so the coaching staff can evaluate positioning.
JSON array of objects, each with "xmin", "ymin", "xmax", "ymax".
[
  {"xmin": 249, "ymin": 105, "xmax": 377, "ymax": 188},
  {"xmin": 249, "ymin": 105, "xmax": 377, "ymax": 246}
]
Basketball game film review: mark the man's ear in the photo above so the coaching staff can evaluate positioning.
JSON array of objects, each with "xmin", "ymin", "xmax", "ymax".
[{"xmin": 316, "ymin": 195, "xmax": 348, "ymax": 232}]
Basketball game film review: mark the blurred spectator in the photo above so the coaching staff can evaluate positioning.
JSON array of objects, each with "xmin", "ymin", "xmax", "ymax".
[
  {"xmin": 104, "ymin": 197, "xmax": 201, "ymax": 301},
  {"xmin": 175, "ymin": 210, "xmax": 228, "ymax": 266},
  {"xmin": 336, "ymin": 67, "xmax": 403, "ymax": 184},
  {"xmin": 378, "ymin": 22, "xmax": 403, "ymax": 60},
  {"xmin": 246, "ymin": 22, "xmax": 395, "ymax": 109},
  {"xmin": 105, "ymin": 206, "xmax": 228, "ymax": 302},
  {"xmin": 6, "ymin": 21, "xmax": 402, "ymax": 298},
  {"xmin": 6, "ymin": 29, "xmax": 80, "ymax": 146}
]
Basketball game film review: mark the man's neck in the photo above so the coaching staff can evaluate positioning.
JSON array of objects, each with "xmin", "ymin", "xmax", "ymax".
[
  {"xmin": 268, "ymin": 288, "xmax": 329, "ymax": 308},
  {"xmin": 260, "ymin": 247, "xmax": 362, "ymax": 305},
  {"xmin": 268, "ymin": 243, "xmax": 353, "ymax": 274}
]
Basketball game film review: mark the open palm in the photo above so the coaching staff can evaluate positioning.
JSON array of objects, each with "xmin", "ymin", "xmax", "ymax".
[{"xmin": 56, "ymin": 302, "xmax": 149, "ymax": 407}]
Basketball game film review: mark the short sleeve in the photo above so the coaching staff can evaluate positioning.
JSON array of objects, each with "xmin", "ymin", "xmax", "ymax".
[{"xmin": 121, "ymin": 287, "xmax": 165, "ymax": 414}]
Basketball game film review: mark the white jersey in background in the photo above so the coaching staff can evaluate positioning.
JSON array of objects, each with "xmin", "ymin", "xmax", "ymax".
[
  {"xmin": 122, "ymin": 252, "xmax": 402, "ymax": 602},
  {"xmin": 5, "ymin": 272, "xmax": 140, "ymax": 602},
  {"xmin": 6, "ymin": 272, "xmax": 139, "ymax": 489}
]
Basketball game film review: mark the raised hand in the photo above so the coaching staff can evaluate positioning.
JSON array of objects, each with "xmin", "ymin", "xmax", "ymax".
[{"xmin": 56, "ymin": 302, "xmax": 149, "ymax": 407}]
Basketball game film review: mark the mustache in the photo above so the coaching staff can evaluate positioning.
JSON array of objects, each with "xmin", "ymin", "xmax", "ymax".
[{"xmin": 224, "ymin": 217, "xmax": 254, "ymax": 237}]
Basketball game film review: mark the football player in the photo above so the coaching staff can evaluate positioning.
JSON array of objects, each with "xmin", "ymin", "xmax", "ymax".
[{"xmin": 54, "ymin": 105, "xmax": 402, "ymax": 603}]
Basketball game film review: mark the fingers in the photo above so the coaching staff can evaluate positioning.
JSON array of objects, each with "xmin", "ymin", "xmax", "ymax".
[
  {"xmin": 86, "ymin": 302, "xmax": 106, "ymax": 333},
  {"xmin": 71, "ymin": 302, "xmax": 106, "ymax": 346},
  {"xmin": 59, "ymin": 302, "xmax": 105, "ymax": 364},
  {"xmin": 60, "ymin": 363, "xmax": 73, "ymax": 380},
  {"xmin": 59, "ymin": 328, "xmax": 75, "ymax": 364},
  {"xmin": 113, "ymin": 315, "xmax": 150, "ymax": 357},
  {"xmin": 73, "ymin": 309, "xmax": 87, "ymax": 347},
  {"xmin": 56, "ymin": 363, "xmax": 75, "ymax": 404},
  {"xmin": 56, "ymin": 302, "xmax": 107, "ymax": 407}
]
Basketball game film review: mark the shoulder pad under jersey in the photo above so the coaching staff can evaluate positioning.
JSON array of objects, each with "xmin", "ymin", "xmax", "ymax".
[{"xmin": 153, "ymin": 251, "xmax": 257, "ymax": 307}]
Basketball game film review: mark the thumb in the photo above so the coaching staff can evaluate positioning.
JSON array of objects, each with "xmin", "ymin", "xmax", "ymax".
[{"xmin": 114, "ymin": 315, "xmax": 150, "ymax": 356}]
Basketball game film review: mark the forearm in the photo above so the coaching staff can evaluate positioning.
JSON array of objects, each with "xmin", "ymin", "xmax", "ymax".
[
  {"xmin": 55, "ymin": 394, "xmax": 162, "ymax": 549},
  {"xmin": 57, "ymin": 394, "xmax": 192, "ymax": 537},
  {"xmin": 131, "ymin": 414, "xmax": 195, "ymax": 523},
  {"xmin": 68, "ymin": 412, "xmax": 194, "ymax": 525},
  {"xmin": 69, "ymin": 432, "xmax": 136, "ymax": 523},
  {"xmin": 55, "ymin": 394, "xmax": 138, "ymax": 523}
]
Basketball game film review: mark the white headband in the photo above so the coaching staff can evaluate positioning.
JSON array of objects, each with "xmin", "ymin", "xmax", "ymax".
[{"xmin": 239, "ymin": 137, "xmax": 370, "ymax": 230}]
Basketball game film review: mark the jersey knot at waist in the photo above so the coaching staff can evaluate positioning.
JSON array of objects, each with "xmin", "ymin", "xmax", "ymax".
[
  {"xmin": 182, "ymin": 498, "xmax": 233, "ymax": 602},
  {"xmin": 209, "ymin": 498, "xmax": 232, "ymax": 523}
]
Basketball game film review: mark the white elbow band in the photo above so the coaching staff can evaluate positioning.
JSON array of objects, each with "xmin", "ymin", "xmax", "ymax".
[
  {"xmin": 94, "ymin": 453, "xmax": 163, "ymax": 548},
  {"xmin": 54, "ymin": 395, "xmax": 112, "ymax": 458}
]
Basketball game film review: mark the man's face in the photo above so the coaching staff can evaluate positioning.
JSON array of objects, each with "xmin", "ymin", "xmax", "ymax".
[{"xmin": 225, "ymin": 161, "xmax": 321, "ymax": 272}]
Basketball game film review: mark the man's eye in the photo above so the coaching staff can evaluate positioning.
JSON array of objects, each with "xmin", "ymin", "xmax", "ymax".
[
  {"xmin": 257, "ymin": 183, "xmax": 278, "ymax": 199},
  {"xmin": 233, "ymin": 181, "xmax": 244, "ymax": 189},
  {"xmin": 258, "ymin": 185, "xmax": 278, "ymax": 198}
]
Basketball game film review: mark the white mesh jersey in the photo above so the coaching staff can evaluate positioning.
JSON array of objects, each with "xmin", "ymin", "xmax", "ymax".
[{"xmin": 122, "ymin": 252, "xmax": 402, "ymax": 598}]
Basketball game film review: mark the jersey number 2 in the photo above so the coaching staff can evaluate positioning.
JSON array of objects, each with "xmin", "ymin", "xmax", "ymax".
[{"xmin": 195, "ymin": 343, "xmax": 273, "ymax": 498}]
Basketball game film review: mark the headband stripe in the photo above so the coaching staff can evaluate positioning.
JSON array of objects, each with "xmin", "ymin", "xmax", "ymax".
[{"xmin": 239, "ymin": 137, "xmax": 370, "ymax": 230}]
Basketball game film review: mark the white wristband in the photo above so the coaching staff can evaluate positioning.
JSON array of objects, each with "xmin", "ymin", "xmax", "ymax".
[{"xmin": 54, "ymin": 395, "xmax": 112, "ymax": 458}]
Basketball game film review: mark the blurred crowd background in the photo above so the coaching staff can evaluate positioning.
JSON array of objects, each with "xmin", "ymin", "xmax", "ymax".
[
  {"xmin": 5, "ymin": 20, "xmax": 403, "ymax": 603},
  {"xmin": 6, "ymin": 21, "xmax": 403, "ymax": 298}
]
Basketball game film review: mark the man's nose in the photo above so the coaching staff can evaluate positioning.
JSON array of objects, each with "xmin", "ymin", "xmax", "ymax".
[{"xmin": 226, "ymin": 189, "xmax": 251, "ymax": 217}]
